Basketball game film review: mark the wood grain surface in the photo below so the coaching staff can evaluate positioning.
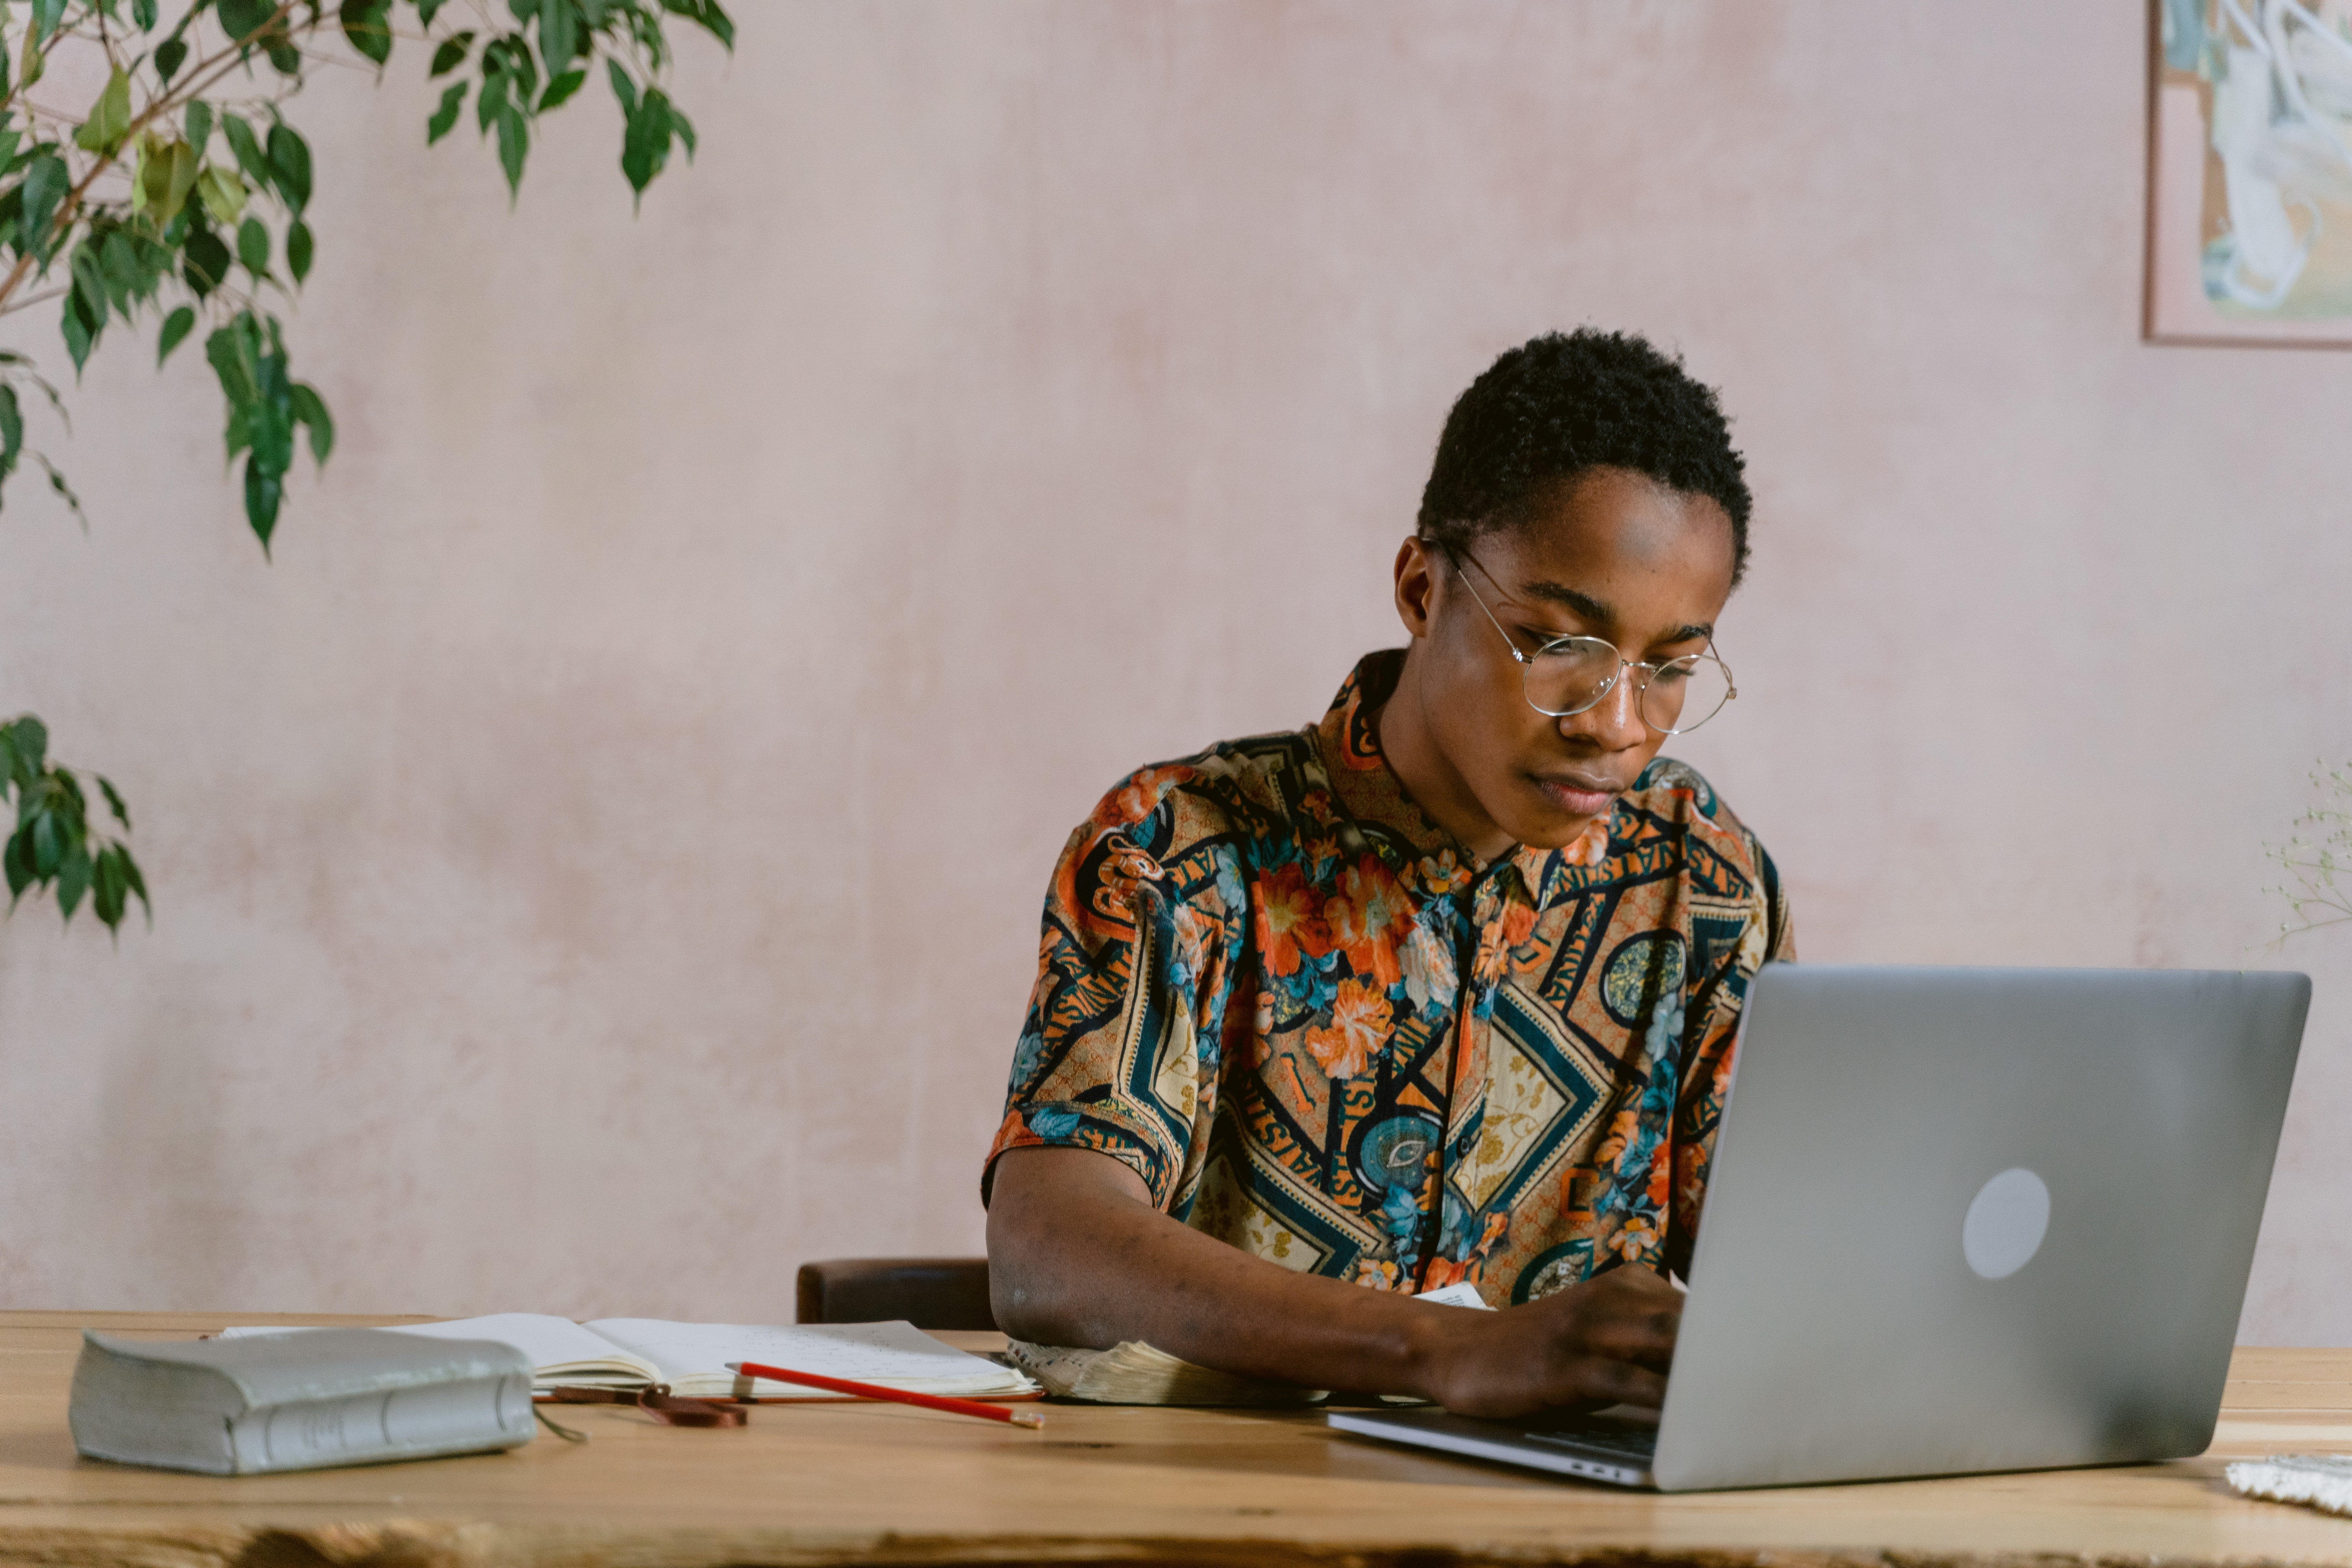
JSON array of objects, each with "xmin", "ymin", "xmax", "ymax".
[{"xmin": 4, "ymin": 1314, "xmax": 2350, "ymax": 1568}]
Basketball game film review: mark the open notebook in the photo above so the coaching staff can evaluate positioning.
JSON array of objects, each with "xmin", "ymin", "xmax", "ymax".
[{"xmin": 222, "ymin": 1315, "xmax": 1038, "ymax": 1401}]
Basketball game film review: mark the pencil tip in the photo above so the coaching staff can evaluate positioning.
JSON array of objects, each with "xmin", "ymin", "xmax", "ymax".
[{"xmin": 1011, "ymin": 1411, "xmax": 1045, "ymax": 1429}]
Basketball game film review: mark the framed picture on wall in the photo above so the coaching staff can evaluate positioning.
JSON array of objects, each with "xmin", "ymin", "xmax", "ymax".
[{"xmin": 2146, "ymin": 0, "xmax": 2352, "ymax": 347}]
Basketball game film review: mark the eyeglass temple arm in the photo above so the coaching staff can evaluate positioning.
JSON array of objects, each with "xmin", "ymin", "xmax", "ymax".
[{"xmin": 1448, "ymin": 557, "xmax": 1533, "ymax": 665}]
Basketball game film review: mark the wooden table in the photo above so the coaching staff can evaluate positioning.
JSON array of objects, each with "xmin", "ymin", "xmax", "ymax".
[{"xmin": 4, "ymin": 1313, "xmax": 2351, "ymax": 1568}]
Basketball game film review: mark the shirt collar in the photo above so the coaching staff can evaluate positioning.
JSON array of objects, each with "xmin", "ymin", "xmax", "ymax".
[{"xmin": 1313, "ymin": 650, "xmax": 1612, "ymax": 909}]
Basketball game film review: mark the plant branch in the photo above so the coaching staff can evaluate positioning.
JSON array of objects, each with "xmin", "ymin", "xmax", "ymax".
[
  {"xmin": 0, "ymin": 284, "xmax": 73, "ymax": 317},
  {"xmin": 0, "ymin": 4, "xmax": 310, "ymax": 316}
]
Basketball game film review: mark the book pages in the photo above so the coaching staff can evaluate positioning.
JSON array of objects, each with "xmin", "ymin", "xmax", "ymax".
[
  {"xmin": 1004, "ymin": 1339, "xmax": 1324, "ymax": 1406},
  {"xmin": 583, "ymin": 1318, "xmax": 1038, "ymax": 1400},
  {"xmin": 225, "ymin": 1314, "xmax": 661, "ymax": 1392}
]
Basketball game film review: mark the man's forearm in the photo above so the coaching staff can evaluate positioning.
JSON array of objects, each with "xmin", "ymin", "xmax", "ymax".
[{"xmin": 985, "ymin": 1146, "xmax": 1450, "ymax": 1396}]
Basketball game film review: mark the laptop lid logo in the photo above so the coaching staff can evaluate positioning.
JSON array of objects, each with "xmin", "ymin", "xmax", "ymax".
[{"xmin": 1962, "ymin": 1167, "xmax": 2051, "ymax": 1280}]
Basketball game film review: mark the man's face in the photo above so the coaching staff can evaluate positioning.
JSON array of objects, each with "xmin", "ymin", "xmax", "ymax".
[{"xmin": 1392, "ymin": 466, "xmax": 1739, "ymax": 854}]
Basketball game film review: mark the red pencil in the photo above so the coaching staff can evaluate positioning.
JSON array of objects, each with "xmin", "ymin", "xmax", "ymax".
[{"xmin": 726, "ymin": 1359, "xmax": 1045, "ymax": 1429}]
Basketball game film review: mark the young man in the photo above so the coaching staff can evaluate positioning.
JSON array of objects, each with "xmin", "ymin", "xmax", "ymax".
[{"xmin": 984, "ymin": 330, "xmax": 1793, "ymax": 1419}]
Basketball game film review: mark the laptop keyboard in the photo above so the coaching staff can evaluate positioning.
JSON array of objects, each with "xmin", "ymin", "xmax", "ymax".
[{"xmin": 1522, "ymin": 1423, "xmax": 1659, "ymax": 1462}]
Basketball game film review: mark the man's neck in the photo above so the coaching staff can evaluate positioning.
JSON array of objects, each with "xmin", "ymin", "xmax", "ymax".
[{"xmin": 1373, "ymin": 647, "xmax": 1517, "ymax": 864}]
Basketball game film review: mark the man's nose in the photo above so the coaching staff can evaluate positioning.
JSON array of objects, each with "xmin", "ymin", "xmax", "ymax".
[{"xmin": 1564, "ymin": 669, "xmax": 1646, "ymax": 750}]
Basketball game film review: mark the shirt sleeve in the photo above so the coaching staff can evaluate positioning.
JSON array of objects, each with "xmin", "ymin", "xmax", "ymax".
[
  {"xmin": 1665, "ymin": 831, "xmax": 1795, "ymax": 1279},
  {"xmin": 982, "ymin": 767, "xmax": 1241, "ymax": 1212}
]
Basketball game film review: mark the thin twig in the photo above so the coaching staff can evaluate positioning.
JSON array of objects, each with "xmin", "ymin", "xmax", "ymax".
[
  {"xmin": 0, "ymin": 4, "xmax": 310, "ymax": 313},
  {"xmin": 0, "ymin": 285, "xmax": 74, "ymax": 318}
]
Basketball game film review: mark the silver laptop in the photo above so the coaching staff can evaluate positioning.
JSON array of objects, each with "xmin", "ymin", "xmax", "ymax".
[{"xmin": 1328, "ymin": 964, "xmax": 2310, "ymax": 1491}]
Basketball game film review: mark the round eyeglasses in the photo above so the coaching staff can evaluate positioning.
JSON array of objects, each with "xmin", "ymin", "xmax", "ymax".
[{"xmin": 1450, "ymin": 553, "xmax": 1737, "ymax": 735}]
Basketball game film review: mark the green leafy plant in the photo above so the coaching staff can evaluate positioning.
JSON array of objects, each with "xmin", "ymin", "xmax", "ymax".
[
  {"xmin": 0, "ymin": 0, "xmax": 731, "ymax": 935},
  {"xmin": 2, "ymin": 715, "xmax": 145, "ymax": 931},
  {"xmin": 2265, "ymin": 763, "xmax": 2352, "ymax": 944}
]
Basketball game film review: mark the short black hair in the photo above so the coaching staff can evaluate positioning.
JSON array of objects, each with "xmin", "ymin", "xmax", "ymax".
[{"xmin": 1416, "ymin": 329, "xmax": 1752, "ymax": 586}]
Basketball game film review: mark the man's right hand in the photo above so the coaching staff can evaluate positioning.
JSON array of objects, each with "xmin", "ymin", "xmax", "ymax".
[{"xmin": 1412, "ymin": 1265, "xmax": 1682, "ymax": 1419}]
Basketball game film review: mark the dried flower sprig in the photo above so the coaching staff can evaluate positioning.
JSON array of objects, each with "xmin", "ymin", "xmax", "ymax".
[{"xmin": 2265, "ymin": 763, "xmax": 2352, "ymax": 944}]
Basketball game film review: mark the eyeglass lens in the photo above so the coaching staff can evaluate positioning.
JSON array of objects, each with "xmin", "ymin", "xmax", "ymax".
[{"xmin": 1524, "ymin": 639, "xmax": 1733, "ymax": 733}]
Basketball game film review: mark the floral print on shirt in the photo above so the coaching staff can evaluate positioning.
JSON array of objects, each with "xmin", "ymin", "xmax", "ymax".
[{"xmin": 985, "ymin": 650, "xmax": 1794, "ymax": 1304}]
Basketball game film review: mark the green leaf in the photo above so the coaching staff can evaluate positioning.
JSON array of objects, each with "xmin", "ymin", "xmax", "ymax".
[
  {"xmin": 0, "ymin": 385, "xmax": 20, "ymax": 477},
  {"xmin": 416, "ymin": 0, "xmax": 448, "ymax": 23},
  {"xmin": 197, "ymin": 164, "xmax": 248, "ymax": 227},
  {"xmin": 287, "ymin": 219, "xmax": 314, "ymax": 282},
  {"xmin": 218, "ymin": 0, "xmax": 277, "ymax": 43},
  {"xmin": 426, "ymin": 81, "xmax": 466, "ymax": 143},
  {"xmin": 134, "ymin": 0, "xmax": 158, "ymax": 27},
  {"xmin": 341, "ymin": 0, "xmax": 393, "ymax": 65},
  {"xmin": 96, "ymin": 775, "xmax": 131, "ymax": 831},
  {"xmin": 243, "ymin": 455, "xmax": 282, "ymax": 551},
  {"xmin": 223, "ymin": 116, "xmax": 275, "ymax": 192},
  {"xmin": 267, "ymin": 123, "xmax": 312, "ymax": 214},
  {"xmin": 142, "ymin": 138, "xmax": 201, "ymax": 229},
  {"xmin": 98, "ymin": 230, "xmax": 140, "ymax": 312},
  {"xmin": 621, "ymin": 88, "xmax": 677, "ymax": 198},
  {"xmin": 19, "ymin": 19, "xmax": 45, "ymax": 92},
  {"xmin": 56, "ymin": 841, "xmax": 90, "ymax": 920},
  {"xmin": 186, "ymin": 101, "xmax": 213, "ymax": 153},
  {"xmin": 18, "ymin": 153, "xmax": 67, "ymax": 258},
  {"xmin": 491, "ymin": 31, "xmax": 539, "ymax": 103},
  {"xmin": 29, "ymin": 808, "xmax": 62, "ymax": 877},
  {"xmin": 495, "ymin": 101, "xmax": 529, "ymax": 196},
  {"xmin": 9, "ymin": 717, "xmax": 47, "ymax": 780},
  {"xmin": 73, "ymin": 68, "xmax": 133, "ymax": 154},
  {"xmin": 539, "ymin": 0, "xmax": 578, "ymax": 68},
  {"xmin": 430, "ymin": 31, "xmax": 475, "ymax": 76},
  {"xmin": 31, "ymin": 0, "xmax": 67, "ymax": 45},
  {"xmin": 661, "ymin": 0, "xmax": 732, "ymax": 51},
  {"xmin": 2, "ymin": 827, "xmax": 30, "ymax": 902},
  {"xmin": 61, "ymin": 303, "xmax": 94, "ymax": 374},
  {"xmin": 63, "ymin": 258, "xmax": 106, "ymax": 372},
  {"xmin": 183, "ymin": 225, "xmax": 232, "ymax": 297},
  {"xmin": 154, "ymin": 35, "xmax": 187, "ymax": 82},
  {"xmin": 70, "ymin": 245, "xmax": 109, "ymax": 323},
  {"xmin": 538, "ymin": 65, "xmax": 584, "ymax": 111},
  {"xmin": 91, "ymin": 842, "xmax": 125, "ymax": 929},
  {"xmin": 38, "ymin": 455, "xmax": 83, "ymax": 528},
  {"xmin": 290, "ymin": 381, "xmax": 333, "ymax": 465},
  {"xmin": 122, "ymin": 848, "xmax": 149, "ymax": 922},
  {"xmin": 606, "ymin": 58, "xmax": 636, "ymax": 116},
  {"xmin": 206, "ymin": 317, "xmax": 261, "ymax": 408},
  {"xmin": 266, "ymin": 38, "xmax": 301, "ymax": 75},
  {"xmin": 159, "ymin": 305, "xmax": 196, "ymax": 365}
]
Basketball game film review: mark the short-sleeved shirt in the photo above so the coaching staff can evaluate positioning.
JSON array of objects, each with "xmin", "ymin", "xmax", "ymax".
[{"xmin": 984, "ymin": 650, "xmax": 1794, "ymax": 1304}]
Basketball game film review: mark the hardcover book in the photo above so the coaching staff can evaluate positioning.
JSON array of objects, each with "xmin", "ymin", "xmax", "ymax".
[{"xmin": 70, "ymin": 1328, "xmax": 537, "ymax": 1475}]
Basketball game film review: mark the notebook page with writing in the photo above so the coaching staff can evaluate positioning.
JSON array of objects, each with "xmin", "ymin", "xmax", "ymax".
[
  {"xmin": 582, "ymin": 1318, "xmax": 1036, "ymax": 1400},
  {"xmin": 222, "ymin": 1315, "xmax": 659, "ymax": 1391}
]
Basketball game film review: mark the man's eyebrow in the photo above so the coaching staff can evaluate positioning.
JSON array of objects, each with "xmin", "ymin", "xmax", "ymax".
[
  {"xmin": 1519, "ymin": 579, "xmax": 1614, "ymax": 622},
  {"xmin": 1518, "ymin": 579, "xmax": 1713, "ymax": 644}
]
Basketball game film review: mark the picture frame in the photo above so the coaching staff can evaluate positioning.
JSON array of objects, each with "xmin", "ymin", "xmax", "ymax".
[{"xmin": 2145, "ymin": 0, "xmax": 2352, "ymax": 347}]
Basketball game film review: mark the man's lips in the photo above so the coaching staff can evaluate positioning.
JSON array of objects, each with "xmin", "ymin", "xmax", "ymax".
[{"xmin": 1531, "ymin": 774, "xmax": 1624, "ymax": 815}]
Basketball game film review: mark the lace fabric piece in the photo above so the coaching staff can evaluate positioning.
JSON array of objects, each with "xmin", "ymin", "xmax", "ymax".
[{"xmin": 2225, "ymin": 1453, "xmax": 2352, "ymax": 1516}]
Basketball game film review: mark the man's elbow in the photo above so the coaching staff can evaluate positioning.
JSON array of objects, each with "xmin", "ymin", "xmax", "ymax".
[{"xmin": 985, "ymin": 1192, "xmax": 1064, "ymax": 1343}]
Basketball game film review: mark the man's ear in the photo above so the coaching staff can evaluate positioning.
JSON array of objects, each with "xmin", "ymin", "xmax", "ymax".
[{"xmin": 1394, "ymin": 536, "xmax": 1441, "ymax": 639}]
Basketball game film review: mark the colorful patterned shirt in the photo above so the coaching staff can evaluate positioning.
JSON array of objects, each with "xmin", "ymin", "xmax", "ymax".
[{"xmin": 984, "ymin": 651, "xmax": 1794, "ymax": 1304}]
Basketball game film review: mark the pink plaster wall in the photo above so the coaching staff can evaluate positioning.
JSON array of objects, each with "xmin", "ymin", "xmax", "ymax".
[{"xmin": 2, "ymin": 2, "xmax": 2347, "ymax": 1341}]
